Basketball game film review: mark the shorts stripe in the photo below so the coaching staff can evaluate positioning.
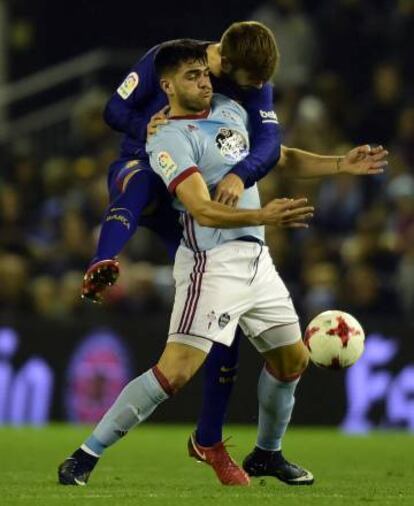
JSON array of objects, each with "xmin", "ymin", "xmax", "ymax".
[
  {"xmin": 182, "ymin": 212, "xmax": 199, "ymax": 252},
  {"xmin": 180, "ymin": 213, "xmax": 191, "ymax": 249},
  {"xmin": 177, "ymin": 251, "xmax": 206, "ymax": 333},
  {"xmin": 177, "ymin": 252, "xmax": 201, "ymax": 332},
  {"xmin": 182, "ymin": 251, "xmax": 206, "ymax": 333},
  {"xmin": 189, "ymin": 215, "xmax": 199, "ymax": 252},
  {"xmin": 186, "ymin": 213, "xmax": 195, "ymax": 250}
]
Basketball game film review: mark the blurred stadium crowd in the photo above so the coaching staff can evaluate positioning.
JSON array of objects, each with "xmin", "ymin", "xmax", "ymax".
[{"xmin": 0, "ymin": 0, "xmax": 413, "ymax": 323}]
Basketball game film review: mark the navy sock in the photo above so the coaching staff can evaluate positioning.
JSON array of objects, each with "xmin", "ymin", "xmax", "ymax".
[
  {"xmin": 94, "ymin": 170, "xmax": 156, "ymax": 262},
  {"xmin": 195, "ymin": 328, "xmax": 242, "ymax": 446}
]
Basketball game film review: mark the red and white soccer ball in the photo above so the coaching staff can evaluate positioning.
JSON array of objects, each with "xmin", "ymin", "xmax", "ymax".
[{"xmin": 304, "ymin": 310, "xmax": 365, "ymax": 369}]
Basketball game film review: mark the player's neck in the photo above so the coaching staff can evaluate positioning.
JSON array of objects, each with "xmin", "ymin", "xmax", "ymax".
[
  {"xmin": 207, "ymin": 43, "xmax": 222, "ymax": 77},
  {"xmin": 168, "ymin": 103, "xmax": 210, "ymax": 119}
]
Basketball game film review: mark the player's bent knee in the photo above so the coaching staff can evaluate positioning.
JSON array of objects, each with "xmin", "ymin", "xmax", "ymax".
[
  {"xmin": 264, "ymin": 341, "xmax": 309, "ymax": 382},
  {"xmin": 154, "ymin": 364, "xmax": 193, "ymax": 394},
  {"xmin": 167, "ymin": 369, "xmax": 193, "ymax": 392},
  {"xmin": 156, "ymin": 341, "xmax": 208, "ymax": 392},
  {"xmin": 265, "ymin": 360, "xmax": 307, "ymax": 382}
]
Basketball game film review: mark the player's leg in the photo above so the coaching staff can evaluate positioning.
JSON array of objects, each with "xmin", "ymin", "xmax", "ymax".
[
  {"xmin": 239, "ymin": 245, "xmax": 314, "ymax": 485},
  {"xmin": 191, "ymin": 328, "xmax": 242, "ymax": 449},
  {"xmin": 82, "ymin": 160, "xmax": 165, "ymax": 301},
  {"xmin": 242, "ymin": 328, "xmax": 313, "ymax": 485},
  {"xmin": 244, "ymin": 336, "xmax": 313, "ymax": 482},
  {"xmin": 168, "ymin": 243, "xmax": 253, "ymax": 486},
  {"xmin": 58, "ymin": 341, "xmax": 208, "ymax": 486}
]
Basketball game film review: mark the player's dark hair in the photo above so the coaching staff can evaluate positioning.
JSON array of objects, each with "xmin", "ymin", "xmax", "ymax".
[
  {"xmin": 155, "ymin": 39, "xmax": 208, "ymax": 77},
  {"xmin": 221, "ymin": 21, "xmax": 279, "ymax": 81}
]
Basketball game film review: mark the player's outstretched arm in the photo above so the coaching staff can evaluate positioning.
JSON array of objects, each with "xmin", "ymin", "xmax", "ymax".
[
  {"xmin": 176, "ymin": 172, "xmax": 314, "ymax": 229},
  {"xmin": 278, "ymin": 144, "xmax": 388, "ymax": 179}
]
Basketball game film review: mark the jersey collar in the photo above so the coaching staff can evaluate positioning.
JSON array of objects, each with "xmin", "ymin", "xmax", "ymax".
[{"xmin": 168, "ymin": 109, "xmax": 210, "ymax": 120}]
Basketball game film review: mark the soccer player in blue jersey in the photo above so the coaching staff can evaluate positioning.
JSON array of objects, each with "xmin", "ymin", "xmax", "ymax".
[
  {"xmin": 82, "ymin": 22, "xmax": 282, "ymax": 281},
  {"xmin": 81, "ymin": 22, "xmax": 290, "ymax": 486},
  {"xmin": 59, "ymin": 39, "xmax": 314, "ymax": 487},
  {"xmin": 77, "ymin": 21, "xmax": 388, "ymax": 487},
  {"xmin": 60, "ymin": 41, "xmax": 388, "ymax": 487}
]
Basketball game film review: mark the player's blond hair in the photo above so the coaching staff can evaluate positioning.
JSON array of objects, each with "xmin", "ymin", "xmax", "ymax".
[{"xmin": 220, "ymin": 21, "xmax": 279, "ymax": 82}]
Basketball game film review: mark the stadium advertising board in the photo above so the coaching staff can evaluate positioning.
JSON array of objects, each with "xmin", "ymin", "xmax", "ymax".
[{"xmin": 0, "ymin": 316, "xmax": 413, "ymax": 431}]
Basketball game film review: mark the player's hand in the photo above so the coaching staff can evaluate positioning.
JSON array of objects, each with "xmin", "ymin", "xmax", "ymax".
[
  {"xmin": 261, "ymin": 198, "xmax": 314, "ymax": 228},
  {"xmin": 81, "ymin": 259, "xmax": 120, "ymax": 303},
  {"xmin": 147, "ymin": 106, "xmax": 170, "ymax": 138},
  {"xmin": 214, "ymin": 173, "xmax": 245, "ymax": 207},
  {"xmin": 340, "ymin": 144, "xmax": 388, "ymax": 175}
]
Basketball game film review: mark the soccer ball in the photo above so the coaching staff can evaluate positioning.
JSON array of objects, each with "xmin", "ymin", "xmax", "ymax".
[{"xmin": 304, "ymin": 310, "xmax": 365, "ymax": 369}]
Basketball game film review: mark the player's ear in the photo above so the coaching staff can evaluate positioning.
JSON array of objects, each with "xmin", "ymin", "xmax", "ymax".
[{"xmin": 160, "ymin": 78, "xmax": 173, "ymax": 96}]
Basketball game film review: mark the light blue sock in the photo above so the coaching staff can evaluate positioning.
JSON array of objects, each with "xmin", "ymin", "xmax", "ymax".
[
  {"xmin": 256, "ymin": 367, "xmax": 300, "ymax": 451},
  {"xmin": 83, "ymin": 368, "xmax": 170, "ymax": 456}
]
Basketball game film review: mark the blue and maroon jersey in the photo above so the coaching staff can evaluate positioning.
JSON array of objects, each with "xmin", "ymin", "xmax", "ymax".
[{"xmin": 104, "ymin": 39, "xmax": 281, "ymax": 188}]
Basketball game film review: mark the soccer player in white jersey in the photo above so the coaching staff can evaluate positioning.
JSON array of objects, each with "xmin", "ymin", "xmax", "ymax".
[{"xmin": 58, "ymin": 40, "xmax": 387, "ymax": 487}]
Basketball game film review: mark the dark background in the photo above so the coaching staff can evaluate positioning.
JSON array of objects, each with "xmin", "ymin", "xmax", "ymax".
[{"xmin": 9, "ymin": 0, "xmax": 264, "ymax": 77}]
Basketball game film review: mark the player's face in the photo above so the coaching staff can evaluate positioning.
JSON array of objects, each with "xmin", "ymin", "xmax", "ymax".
[{"xmin": 171, "ymin": 60, "xmax": 213, "ymax": 112}]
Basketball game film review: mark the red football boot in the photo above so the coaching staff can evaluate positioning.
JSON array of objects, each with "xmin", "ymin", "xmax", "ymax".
[
  {"xmin": 81, "ymin": 259, "xmax": 120, "ymax": 303},
  {"xmin": 188, "ymin": 432, "xmax": 250, "ymax": 486}
]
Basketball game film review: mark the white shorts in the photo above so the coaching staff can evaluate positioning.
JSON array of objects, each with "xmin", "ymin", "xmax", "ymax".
[{"xmin": 167, "ymin": 241, "xmax": 301, "ymax": 353}]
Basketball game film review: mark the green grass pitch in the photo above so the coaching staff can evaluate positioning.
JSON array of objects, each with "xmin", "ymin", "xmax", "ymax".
[{"xmin": 0, "ymin": 424, "xmax": 413, "ymax": 506}]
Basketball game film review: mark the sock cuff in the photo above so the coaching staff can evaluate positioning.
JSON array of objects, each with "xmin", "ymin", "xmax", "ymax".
[
  {"xmin": 80, "ymin": 443, "xmax": 101, "ymax": 458},
  {"xmin": 152, "ymin": 366, "xmax": 175, "ymax": 396},
  {"xmin": 82, "ymin": 435, "xmax": 107, "ymax": 457}
]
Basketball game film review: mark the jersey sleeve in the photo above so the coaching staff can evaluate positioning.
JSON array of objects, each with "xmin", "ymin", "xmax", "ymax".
[
  {"xmin": 103, "ymin": 46, "xmax": 160, "ymax": 140},
  {"xmin": 230, "ymin": 83, "xmax": 281, "ymax": 188},
  {"xmin": 146, "ymin": 128, "xmax": 199, "ymax": 194}
]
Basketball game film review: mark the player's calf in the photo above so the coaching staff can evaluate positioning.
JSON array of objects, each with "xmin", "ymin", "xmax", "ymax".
[
  {"xmin": 243, "ymin": 337, "xmax": 313, "ymax": 485},
  {"xmin": 58, "ymin": 341, "xmax": 209, "ymax": 486}
]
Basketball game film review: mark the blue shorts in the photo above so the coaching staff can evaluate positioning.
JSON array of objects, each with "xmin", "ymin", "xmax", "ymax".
[{"xmin": 107, "ymin": 158, "xmax": 182, "ymax": 259}]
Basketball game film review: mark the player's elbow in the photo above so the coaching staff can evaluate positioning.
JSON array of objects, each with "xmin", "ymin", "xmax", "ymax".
[
  {"xmin": 277, "ymin": 146, "xmax": 294, "ymax": 174},
  {"xmin": 270, "ymin": 143, "xmax": 282, "ymax": 166},
  {"xmin": 191, "ymin": 205, "xmax": 217, "ymax": 228},
  {"xmin": 103, "ymin": 100, "xmax": 115, "ymax": 127},
  {"xmin": 193, "ymin": 211, "xmax": 215, "ymax": 227},
  {"xmin": 103, "ymin": 98, "xmax": 123, "ymax": 131}
]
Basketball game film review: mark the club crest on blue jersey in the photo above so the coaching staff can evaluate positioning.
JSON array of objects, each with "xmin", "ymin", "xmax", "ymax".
[{"xmin": 215, "ymin": 128, "xmax": 248, "ymax": 162}]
